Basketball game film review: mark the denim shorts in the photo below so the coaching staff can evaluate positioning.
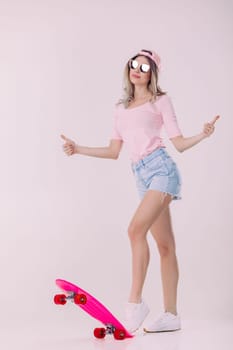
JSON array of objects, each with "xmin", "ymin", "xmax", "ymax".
[{"xmin": 131, "ymin": 147, "xmax": 182, "ymax": 200}]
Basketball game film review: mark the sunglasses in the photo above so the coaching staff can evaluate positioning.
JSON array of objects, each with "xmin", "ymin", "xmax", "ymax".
[{"xmin": 129, "ymin": 59, "xmax": 150, "ymax": 73}]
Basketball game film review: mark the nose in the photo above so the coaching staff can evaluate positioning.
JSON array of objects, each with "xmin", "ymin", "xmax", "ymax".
[{"xmin": 133, "ymin": 68, "xmax": 140, "ymax": 75}]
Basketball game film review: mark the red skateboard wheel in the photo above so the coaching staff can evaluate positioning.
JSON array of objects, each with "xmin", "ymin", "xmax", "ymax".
[
  {"xmin": 74, "ymin": 293, "xmax": 87, "ymax": 305},
  {"xmin": 54, "ymin": 294, "xmax": 67, "ymax": 305},
  {"xmin": 94, "ymin": 327, "xmax": 106, "ymax": 339},
  {"xmin": 114, "ymin": 329, "xmax": 126, "ymax": 340}
]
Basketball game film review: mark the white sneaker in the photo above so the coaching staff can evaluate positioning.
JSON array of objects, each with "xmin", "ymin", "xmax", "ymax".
[
  {"xmin": 124, "ymin": 299, "xmax": 150, "ymax": 333},
  {"xmin": 143, "ymin": 311, "xmax": 181, "ymax": 333}
]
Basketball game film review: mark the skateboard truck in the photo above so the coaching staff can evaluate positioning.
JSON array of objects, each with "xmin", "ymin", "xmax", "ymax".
[
  {"xmin": 93, "ymin": 324, "xmax": 126, "ymax": 340},
  {"xmin": 106, "ymin": 323, "xmax": 116, "ymax": 334},
  {"xmin": 54, "ymin": 292, "xmax": 87, "ymax": 305}
]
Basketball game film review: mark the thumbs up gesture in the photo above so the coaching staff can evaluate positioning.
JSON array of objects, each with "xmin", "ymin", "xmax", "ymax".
[
  {"xmin": 60, "ymin": 134, "xmax": 77, "ymax": 156},
  {"xmin": 203, "ymin": 115, "xmax": 220, "ymax": 138}
]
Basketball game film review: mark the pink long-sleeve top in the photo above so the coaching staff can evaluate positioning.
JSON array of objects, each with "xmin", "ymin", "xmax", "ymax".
[{"xmin": 110, "ymin": 94, "xmax": 182, "ymax": 163}]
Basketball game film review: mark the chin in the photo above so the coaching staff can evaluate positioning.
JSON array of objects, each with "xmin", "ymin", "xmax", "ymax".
[{"xmin": 132, "ymin": 81, "xmax": 144, "ymax": 86}]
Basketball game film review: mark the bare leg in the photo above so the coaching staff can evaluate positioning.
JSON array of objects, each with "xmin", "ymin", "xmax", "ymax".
[
  {"xmin": 127, "ymin": 190, "xmax": 173, "ymax": 303},
  {"xmin": 150, "ymin": 206, "xmax": 179, "ymax": 315}
]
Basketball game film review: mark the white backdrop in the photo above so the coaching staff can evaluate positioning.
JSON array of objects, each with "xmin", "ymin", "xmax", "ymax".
[{"xmin": 0, "ymin": 0, "xmax": 232, "ymax": 337}]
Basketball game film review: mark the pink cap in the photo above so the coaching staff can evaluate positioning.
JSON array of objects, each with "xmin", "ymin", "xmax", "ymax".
[{"xmin": 137, "ymin": 49, "xmax": 161, "ymax": 71}]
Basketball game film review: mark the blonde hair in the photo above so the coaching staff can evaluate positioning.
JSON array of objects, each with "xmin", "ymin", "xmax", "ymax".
[{"xmin": 116, "ymin": 53, "xmax": 167, "ymax": 108}]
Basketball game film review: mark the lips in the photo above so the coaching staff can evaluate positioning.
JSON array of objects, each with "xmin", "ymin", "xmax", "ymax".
[{"xmin": 132, "ymin": 74, "xmax": 140, "ymax": 78}]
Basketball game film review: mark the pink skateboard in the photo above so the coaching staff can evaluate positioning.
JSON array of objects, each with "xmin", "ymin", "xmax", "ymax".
[{"xmin": 54, "ymin": 279, "xmax": 133, "ymax": 340}]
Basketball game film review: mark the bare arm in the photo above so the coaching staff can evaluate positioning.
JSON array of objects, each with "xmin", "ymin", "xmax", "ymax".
[
  {"xmin": 170, "ymin": 115, "xmax": 220, "ymax": 152},
  {"xmin": 170, "ymin": 133, "xmax": 206, "ymax": 152},
  {"xmin": 61, "ymin": 135, "xmax": 123, "ymax": 159},
  {"xmin": 76, "ymin": 139, "xmax": 123, "ymax": 159}
]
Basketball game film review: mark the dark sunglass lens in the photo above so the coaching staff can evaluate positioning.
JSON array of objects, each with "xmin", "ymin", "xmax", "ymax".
[
  {"xmin": 141, "ymin": 64, "xmax": 150, "ymax": 73},
  {"xmin": 131, "ymin": 60, "xmax": 138, "ymax": 69}
]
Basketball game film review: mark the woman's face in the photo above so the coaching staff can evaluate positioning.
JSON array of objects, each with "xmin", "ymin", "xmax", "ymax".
[{"xmin": 128, "ymin": 55, "xmax": 151, "ymax": 86}]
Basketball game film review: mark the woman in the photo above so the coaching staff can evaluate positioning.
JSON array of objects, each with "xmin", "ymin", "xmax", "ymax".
[{"xmin": 60, "ymin": 49, "xmax": 219, "ymax": 333}]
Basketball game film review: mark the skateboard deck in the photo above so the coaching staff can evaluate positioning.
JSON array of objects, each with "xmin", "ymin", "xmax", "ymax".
[{"xmin": 54, "ymin": 279, "xmax": 133, "ymax": 340}]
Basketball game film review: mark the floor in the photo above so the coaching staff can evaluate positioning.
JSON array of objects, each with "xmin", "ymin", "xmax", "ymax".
[{"xmin": 2, "ymin": 320, "xmax": 233, "ymax": 350}]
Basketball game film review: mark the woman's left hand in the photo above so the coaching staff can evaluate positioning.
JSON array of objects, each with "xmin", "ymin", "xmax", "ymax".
[{"xmin": 202, "ymin": 115, "xmax": 220, "ymax": 138}]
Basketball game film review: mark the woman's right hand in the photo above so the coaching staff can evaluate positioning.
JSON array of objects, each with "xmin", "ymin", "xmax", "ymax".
[{"xmin": 60, "ymin": 134, "xmax": 77, "ymax": 156}]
